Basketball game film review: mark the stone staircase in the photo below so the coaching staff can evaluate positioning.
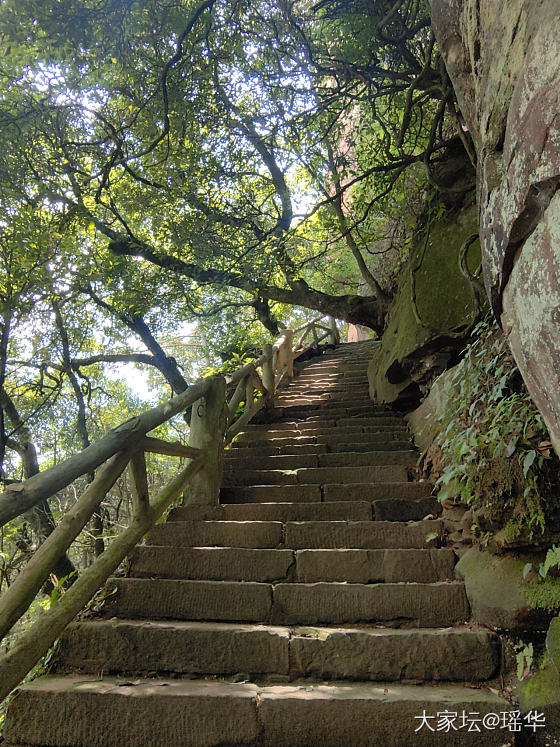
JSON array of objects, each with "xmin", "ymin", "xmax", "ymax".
[{"xmin": 4, "ymin": 341, "xmax": 510, "ymax": 746}]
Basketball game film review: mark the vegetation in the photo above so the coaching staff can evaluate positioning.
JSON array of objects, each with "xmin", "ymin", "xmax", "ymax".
[
  {"xmin": 0, "ymin": 0, "xmax": 476, "ymax": 585},
  {"xmin": 0, "ymin": 0, "xmax": 556, "ymax": 718},
  {"xmin": 428, "ymin": 317, "xmax": 560, "ymax": 546}
]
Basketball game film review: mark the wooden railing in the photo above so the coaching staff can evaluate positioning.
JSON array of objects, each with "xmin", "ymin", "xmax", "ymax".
[{"xmin": 0, "ymin": 316, "xmax": 339, "ymax": 702}]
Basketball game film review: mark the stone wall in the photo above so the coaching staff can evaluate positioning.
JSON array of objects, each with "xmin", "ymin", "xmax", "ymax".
[{"xmin": 431, "ymin": 0, "xmax": 560, "ymax": 454}]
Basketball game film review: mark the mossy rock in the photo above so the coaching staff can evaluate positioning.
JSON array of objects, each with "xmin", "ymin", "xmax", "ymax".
[
  {"xmin": 368, "ymin": 203, "xmax": 483, "ymax": 404},
  {"xmin": 518, "ymin": 655, "xmax": 560, "ymax": 735},
  {"xmin": 456, "ymin": 549, "xmax": 551, "ymax": 632},
  {"xmin": 406, "ymin": 367, "xmax": 457, "ymax": 451}
]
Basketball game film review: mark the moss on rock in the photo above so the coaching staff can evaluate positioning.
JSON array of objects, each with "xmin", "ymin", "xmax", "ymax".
[{"xmin": 368, "ymin": 203, "xmax": 483, "ymax": 404}]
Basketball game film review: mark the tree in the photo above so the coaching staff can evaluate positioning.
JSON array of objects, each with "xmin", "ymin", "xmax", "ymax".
[{"xmin": 0, "ymin": 0, "xmax": 472, "ymax": 339}]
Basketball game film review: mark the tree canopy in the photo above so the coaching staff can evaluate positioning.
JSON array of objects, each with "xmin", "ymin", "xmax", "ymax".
[{"xmin": 0, "ymin": 0, "xmax": 476, "ymax": 486}]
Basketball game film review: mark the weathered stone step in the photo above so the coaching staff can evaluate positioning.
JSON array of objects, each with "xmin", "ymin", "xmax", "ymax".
[
  {"xmin": 233, "ymin": 433, "xmax": 411, "ymax": 449},
  {"xmin": 284, "ymin": 519, "xmax": 442, "ymax": 550},
  {"xmin": 272, "ymin": 407, "xmax": 384, "ymax": 421},
  {"xmin": 324, "ymin": 482, "xmax": 432, "ymax": 502},
  {"xmin": 228, "ymin": 443, "xmax": 329, "ymax": 456},
  {"xmin": 169, "ymin": 500, "xmax": 373, "ymax": 522},
  {"xmin": 372, "ymin": 496, "xmax": 441, "ymax": 521},
  {"xmin": 147, "ymin": 518, "xmax": 439, "ymax": 550},
  {"xmin": 130, "ymin": 546, "xmax": 295, "ymax": 582},
  {"xmin": 243, "ymin": 416, "xmax": 404, "ymax": 431},
  {"xmin": 296, "ymin": 547, "xmax": 455, "ymax": 583},
  {"xmin": 277, "ymin": 387, "xmax": 371, "ymax": 397},
  {"xmin": 235, "ymin": 425, "xmax": 410, "ymax": 443},
  {"xmin": 267, "ymin": 416, "xmax": 405, "ymax": 430},
  {"xmin": 277, "ymin": 385, "xmax": 371, "ymax": 395},
  {"xmin": 317, "ymin": 450, "xmax": 416, "ymax": 467},
  {"xmin": 222, "ymin": 464, "xmax": 408, "ymax": 487},
  {"xmin": 224, "ymin": 453, "xmax": 317, "ymax": 471},
  {"xmin": 295, "ymin": 362, "xmax": 370, "ymax": 371},
  {"xmin": 228, "ymin": 441, "xmax": 413, "ymax": 457},
  {"xmin": 221, "ymin": 485, "xmax": 322, "ymax": 503},
  {"xmin": 271, "ymin": 581, "xmax": 469, "ymax": 626},
  {"xmin": 282, "ymin": 377, "xmax": 370, "ymax": 387},
  {"xmin": 130, "ymin": 545, "xmax": 454, "ymax": 583},
  {"xmin": 223, "ymin": 451, "xmax": 417, "ymax": 472},
  {"xmin": 286, "ymin": 381, "xmax": 369, "ymax": 390},
  {"xmin": 105, "ymin": 578, "xmax": 272, "ymax": 622},
  {"xmin": 4, "ymin": 675, "xmax": 509, "ymax": 747},
  {"xmin": 220, "ymin": 482, "xmax": 430, "ymax": 504},
  {"xmin": 104, "ymin": 578, "xmax": 469, "ymax": 626},
  {"xmin": 148, "ymin": 520, "xmax": 283, "ymax": 548},
  {"xmin": 57, "ymin": 620, "xmax": 499, "ymax": 682}
]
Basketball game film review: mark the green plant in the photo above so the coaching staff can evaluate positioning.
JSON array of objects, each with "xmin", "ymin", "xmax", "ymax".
[
  {"xmin": 539, "ymin": 546, "xmax": 560, "ymax": 580},
  {"xmin": 515, "ymin": 642, "xmax": 534, "ymax": 680},
  {"xmin": 432, "ymin": 316, "xmax": 559, "ymax": 543}
]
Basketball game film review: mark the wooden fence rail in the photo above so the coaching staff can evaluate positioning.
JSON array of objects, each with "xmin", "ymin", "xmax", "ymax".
[{"xmin": 0, "ymin": 315, "xmax": 339, "ymax": 703}]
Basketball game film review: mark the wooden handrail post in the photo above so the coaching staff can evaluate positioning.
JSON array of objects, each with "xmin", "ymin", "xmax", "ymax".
[
  {"xmin": 311, "ymin": 322, "xmax": 320, "ymax": 346},
  {"xmin": 184, "ymin": 376, "xmax": 227, "ymax": 505},
  {"xmin": 329, "ymin": 317, "xmax": 340, "ymax": 345},
  {"xmin": 278, "ymin": 329, "xmax": 294, "ymax": 379},
  {"xmin": 262, "ymin": 343, "xmax": 274, "ymax": 397}
]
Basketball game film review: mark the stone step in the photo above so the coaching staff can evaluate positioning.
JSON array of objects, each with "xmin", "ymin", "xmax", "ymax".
[
  {"xmin": 271, "ymin": 408, "xmax": 383, "ymax": 422},
  {"xmin": 224, "ymin": 454, "xmax": 318, "ymax": 471},
  {"xmin": 227, "ymin": 443, "xmax": 329, "ymax": 457},
  {"xmin": 283, "ymin": 519, "xmax": 443, "ymax": 550},
  {"xmin": 168, "ymin": 494, "xmax": 438, "ymax": 524},
  {"xmin": 228, "ymin": 441, "xmax": 413, "ymax": 457},
  {"xmin": 130, "ymin": 546, "xmax": 295, "ymax": 582},
  {"xmin": 372, "ymin": 496, "xmax": 441, "ymax": 521},
  {"xmin": 130, "ymin": 545, "xmax": 454, "ymax": 583},
  {"xmin": 317, "ymin": 450, "xmax": 416, "ymax": 467},
  {"xmin": 221, "ymin": 485, "xmax": 322, "ymax": 503},
  {"xmin": 267, "ymin": 417, "xmax": 405, "ymax": 430},
  {"xmin": 232, "ymin": 432, "xmax": 412, "ymax": 448},
  {"xmin": 57, "ymin": 620, "xmax": 499, "ymax": 682},
  {"xmin": 277, "ymin": 386, "xmax": 371, "ymax": 396},
  {"xmin": 223, "ymin": 451, "xmax": 417, "ymax": 472},
  {"xmin": 148, "ymin": 520, "xmax": 283, "ymax": 548},
  {"xmin": 289, "ymin": 379, "xmax": 369, "ymax": 388},
  {"xmin": 4, "ymin": 675, "xmax": 510, "ymax": 747},
  {"xmin": 327, "ymin": 440, "xmax": 413, "ymax": 452},
  {"xmin": 147, "ymin": 518, "xmax": 440, "ymax": 550},
  {"xmin": 169, "ymin": 500, "xmax": 373, "ymax": 522},
  {"xmin": 324, "ymin": 482, "xmax": 432, "ymax": 502},
  {"xmin": 243, "ymin": 416, "xmax": 404, "ymax": 431},
  {"xmin": 274, "ymin": 386, "xmax": 371, "ymax": 408},
  {"xmin": 220, "ymin": 482, "xmax": 430, "ymax": 504},
  {"xmin": 295, "ymin": 548, "xmax": 455, "ymax": 583},
  {"xmin": 270, "ymin": 581, "xmax": 469, "ymax": 626},
  {"xmin": 104, "ymin": 578, "xmax": 469, "ymax": 626},
  {"xmin": 222, "ymin": 464, "xmax": 409, "ymax": 487},
  {"xmin": 282, "ymin": 378, "xmax": 370, "ymax": 386},
  {"xmin": 235, "ymin": 426, "xmax": 410, "ymax": 443},
  {"xmin": 295, "ymin": 363, "xmax": 370, "ymax": 372}
]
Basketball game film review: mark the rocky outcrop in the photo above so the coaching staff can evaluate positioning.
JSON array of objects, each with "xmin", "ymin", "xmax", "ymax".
[
  {"xmin": 368, "ymin": 203, "xmax": 483, "ymax": 405},
  {"xmin": 431, "ymin": 0, "xmax": 560, "ymax": 455}
]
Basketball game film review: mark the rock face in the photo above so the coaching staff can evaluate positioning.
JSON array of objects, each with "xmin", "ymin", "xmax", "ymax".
[
  {"xmin": 368, "ymin": 203, "xmax": 482, "ymax": 405},
  {"xmin": 431, "ymin": 0, "xmax": 560, "ymax": 455}
]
